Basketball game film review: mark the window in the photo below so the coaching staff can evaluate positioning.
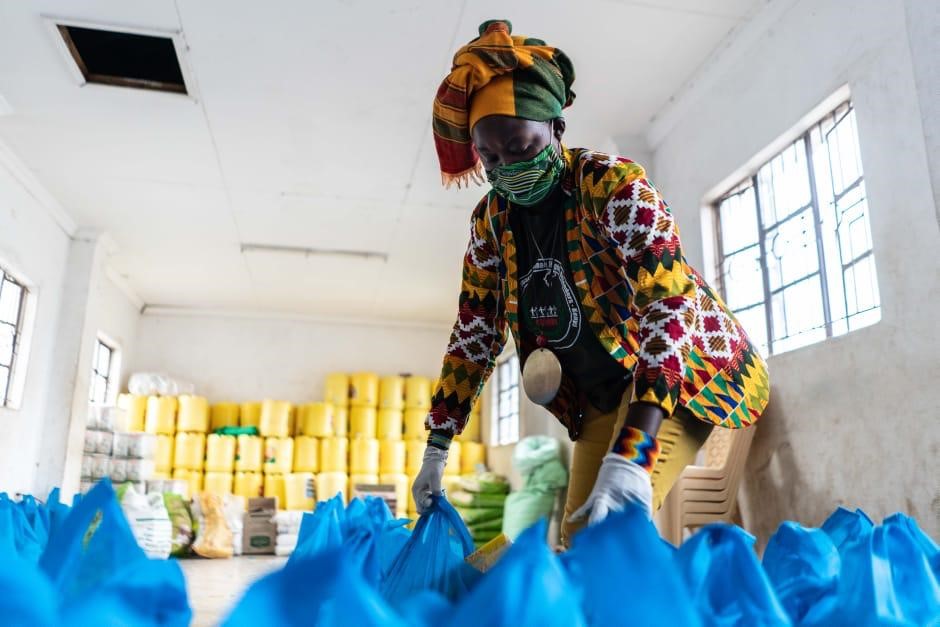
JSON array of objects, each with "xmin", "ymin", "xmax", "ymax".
[
  {"xmin": 89, "ymin": 338, "xmax": 117, "ymax": 405},
  {"xmin": 0, "ymin": 269, "xmax": 28, "ymax": 408},
  {"xmin": 714, "ymin": 101, "xmax": 880, "ymax": 356},
  {"xmin": 491, "ymin": 354, "xmax": 520, "ymax": 446}
]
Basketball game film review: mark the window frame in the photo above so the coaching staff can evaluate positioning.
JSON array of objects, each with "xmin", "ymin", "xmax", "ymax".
[
  {"xmin": 0, "ymin": 268, "xmax": 29, "ymax": 409},
  {"xmin": 89, "ymin": 335, "xmax": 119, "ymax": 406},
  {"xmin": 490, "ymin": 352, "xmax": 520, "ymax": 447},
  {"xmin": 712, "ymin": 100, "xmax": 880, "ymax": 357}
]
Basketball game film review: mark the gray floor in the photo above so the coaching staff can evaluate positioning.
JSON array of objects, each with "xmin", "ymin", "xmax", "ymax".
[{"xmin": 180, "ymin": 555, "xmax": 286, "ymax": 626}]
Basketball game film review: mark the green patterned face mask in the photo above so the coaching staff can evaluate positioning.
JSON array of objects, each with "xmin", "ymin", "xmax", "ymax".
[{"xmin": 486, "ymin": 142, "xmax": 564, "ymax": 206}]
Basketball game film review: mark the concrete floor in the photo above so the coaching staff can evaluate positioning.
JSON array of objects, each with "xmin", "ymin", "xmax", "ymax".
[{"xmin": 180, "ymin": 555, "xmax": 286, "ymax": 626}]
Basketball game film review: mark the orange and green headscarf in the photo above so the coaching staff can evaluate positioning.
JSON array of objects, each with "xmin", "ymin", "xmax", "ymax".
[{"xmin": 432, "ymin": 20, "xmax": 576, "ymax": 188}]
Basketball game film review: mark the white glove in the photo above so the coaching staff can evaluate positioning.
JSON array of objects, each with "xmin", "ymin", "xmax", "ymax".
[
  {"xmin": 411, "ymin": 446, "xmax": 447, "ymax": 514},
  {"xmin": 570, "ymin": 453, "xmax": 653, "ymax": 526}
]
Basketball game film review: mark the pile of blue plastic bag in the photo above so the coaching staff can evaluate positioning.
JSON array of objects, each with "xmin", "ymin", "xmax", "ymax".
[{"xmin": 2, "ymin": 479, "xmax": 938, "ymax": 626}]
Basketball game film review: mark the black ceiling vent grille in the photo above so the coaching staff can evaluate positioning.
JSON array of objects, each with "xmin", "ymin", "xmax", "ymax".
[{"xmin": 57, "ymin": 25, "xmax": 186, "ymax": 94}]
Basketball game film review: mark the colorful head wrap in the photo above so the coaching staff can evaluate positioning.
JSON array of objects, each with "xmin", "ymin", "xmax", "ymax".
[{"xmin": 432, "ymin": 20, "xmax": 576, "ymax": 188}]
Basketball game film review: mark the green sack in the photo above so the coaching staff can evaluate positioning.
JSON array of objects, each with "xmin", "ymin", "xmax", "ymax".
[
  {"xmin": 472, "ymin": 529, "xmax": 503, "ymax": 545},
  {"xmin": 468, "ymin": 518, "xmax": 504, "ymax": 535},
  {"xmin": 503, "ymin": 491, "xmax": 556, "ymax": 540},
  {"xmin": 163, "ymin": 492, "xmax": 195, "ymax": 557},
  {"xmin": 458, "ymin": 473, "xmax": 510, "ymax": 495},
  {"xmin": 456, "ymin": 507, "xmax": 504, "ymax": 526},
  {"xmin": 214, "ymin": 426, "xmax": 259, "ymax": 436},
  {"xmin": 450, "ymin": 491, "xmax": 507, "ymax": 509}
]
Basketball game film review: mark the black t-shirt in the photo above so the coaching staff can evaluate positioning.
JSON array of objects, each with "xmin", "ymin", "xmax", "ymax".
[{"xmin": 509, "ymin": 193, "xmax": 631, "ymax": 412}]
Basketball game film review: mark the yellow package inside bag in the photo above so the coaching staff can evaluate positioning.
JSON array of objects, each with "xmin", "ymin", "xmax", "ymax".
[
  {"xmin": 316, "ymin": 471, "xmax": 348, "ymax": 504},
  {"xmin": 404, "ymin": 376, "xmax": 432, "ymax": 409},
  {"xmin": 403, "ymin": 409, "xmax": 427, "ymax": 440},
  {"xmin": 349, "ymin": 406, "xmax": 377, "ymax": 438},
  {"xmin": 293, "ymin": 436, "xmax": 319, "ymax": 473},
  {"xmin": 205, "ymin": 434, "xmax": 237, "ymax": 473},
  {"xmin": 378, "ymin": 376, "xmax": 405, "ymax": 410},
  {"xmin": 349, "ymin": 437, "xmax": 379, "ymax": 475},
  {"xmin": 193, "ymin": 493, "xmax": 233, "ymax": 559},
  {"xmin": 349, "ymin": 372, "xmax": 379, "ymax": 407},
  {"xmin": 299, "ymin": 402, "xmax": 333, "ymax": 437},
  {"xmin": 240, "ymin": 402, "xmax": 262, "ymax": 428},
  {"xmin": 324, "ymin": 373, "xmax": 350, "ymax": 407},
  {"xmin": 174, "ymin": 432, "xmax": 206, "ymax": 471},
  {"xmin": 177, "ymin": 395, "xmax": 209, "ymax": 432},
  {"xmin": 259, "ymin": 400, "xmax": 292, "ymax": 438},
  {"xmin": 263, "ymin": 437, "xmax": 294, "ymax": 475},
  {"xmin": 210, "ymin": 402, "xmax": 240, "ymax": 431},
  {"xmin": 377, "ymin": 409, "xmax": 403, "ymax": 440},
  {"xmin": 379, "ymin": 439, "xmax": 406, "ymax": 475},
  {"xmin": 319, "ymin": 437, "xmax": 348, "ymax": 473}
]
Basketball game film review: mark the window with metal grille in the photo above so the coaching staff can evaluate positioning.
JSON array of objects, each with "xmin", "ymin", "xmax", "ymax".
[
  {"xmin": 89, "ymin": 338, "xmax": 116, "ymax": 404},
  {"xmin": 491, "ymin": 353, "xmax": 520, "ymax": 446},
  {"xmin": 714, "ymin": 101, "xmax": 880, "ymax": 356},
  {"xmin": 0, "ymin": 269, "xmax": 28, "ymax": 408}
]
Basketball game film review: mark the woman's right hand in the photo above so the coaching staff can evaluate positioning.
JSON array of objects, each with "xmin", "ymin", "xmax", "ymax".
[{"xmin": 411, "ymin": 446, "xmax": 448, "ymax": 513}]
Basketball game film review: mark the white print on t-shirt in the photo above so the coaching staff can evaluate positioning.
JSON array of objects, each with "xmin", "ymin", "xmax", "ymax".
[{"xmin": 519, "ymin": 257, "xmax": 582, "ymax": 350}]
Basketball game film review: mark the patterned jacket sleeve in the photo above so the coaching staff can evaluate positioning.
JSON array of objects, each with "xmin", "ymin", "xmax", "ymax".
[
  {"xmin": 594, "ymin": 164, "xmax": 698, "ymax": 417},
  {"xmin": 427, "ymin": 196, "xmax": 506, "ymax": 436}
]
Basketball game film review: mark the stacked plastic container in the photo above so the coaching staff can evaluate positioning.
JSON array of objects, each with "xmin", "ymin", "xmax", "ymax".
[
  {"xmin": 170, "ymin": 395, "xmax": 209, "ymax": 499},
  {"xmin": 82, "ymin": 405, "xmax": 156, "ymax": 492}
]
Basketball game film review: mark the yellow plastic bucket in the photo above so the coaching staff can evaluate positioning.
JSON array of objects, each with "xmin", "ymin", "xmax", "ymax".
[
  {"xmin": 203, "ymin": 471, "xmax": 233, "ymax": 496},
  {"xmin": 210, "ymin": 402, "xmax": 240, "ymax": 431},
  {"xmin": 235, "ymin": 435, "xmax": 264, "ymax": 472},
  {"xmin": 444, "ymin": 440, "xmax": 461, "ymax": 476},
  {"xmin": 349, "ymin": 372, "xmax": 379, "ymax": 407},
  {"xmin": 263, "ymin": 473, "xmax": 286, "ymax": 507},
  {"xmin": 284, "ymin": 473, "xmax": 316, "ymax": 511},
  {"xmin": 379, "ymin": 472, "xmax": 409, "ymax": 517},
  {"xmin": 319, "ymin": 437, "xmax": 348, "ymax": 473},
  {"xmin": 349, "ymin": 438, "xmax": 379, "ymax": 475},
  {"xmin": 299, "ymin": 402, "xmax": 333, "ymax": 437},
  {"xmin": 205, "ymin": 434, "xmax": 237, "ymax": 473},
  {"xmin": 263, "ymin": 437, "xmax": 294, "ymax": 475},
  {"xmin": 405, "ymin": 440, "xmax": 425, "ymax": 474},
  {"xmin": 173, "ymin": 432, "xmax": 205, "ymax": 470},
  {"xmin": 404, "ymin": 376, "xmax": 432, "ymax": 409},
  {"xmin": 145, "ymin": 396, "xmax": 177, "ymax": 435},
  {"xmin": 324, "ymin": 373, "xmax": 350, "ymax": 407},
  {"xmin": 118, "ymin": 394, "xmax": 147, "ymax": 432},
  {"xmin": 234, "ymin": 471, "xmax": 263, "ymax": 502},
  {"xmin": 293, "ymin": 436, "xmax": 319, "ymax": 473},
  {"xmin": 377, "ymin": 409, "xmax": 403, "ymax": 440},
  {"xmin": 349, "ymin": 407, "xmax": 377, "ymax": 438},
  {"xmin": 176, "ymin": 395, "xmax": 209, "ymax": 433},
  {"xmin": 461, "ymin": 441, "xmax": 485, "ymax": 474},
  {"xmin": 316, "ymin": 471, "xmax": 348, "ymax": 504},
  {"xmin": 155, "ymin": 435, "xmax": 174, "ymax": 472},
  {"xmin": 333, "ymin": 405, "xmax": 348, "ymax": 437},
  {"xmin": 378, "ymin": 376, "xmax": 405, "ymax": 410},
  {"xmin": 379, "ymin": 439, "xmax": 406, "ymax": 475},
  {"xmin": 403, "ymin": 409, "xmax": 427, "ymax": 440},
  {"xmin": 172, "ymin": 468, "xmax": 202, "ymax": 500},
  {"xmin": 240, "ymin": 402, "xmax": 262, "ymax": 428}
]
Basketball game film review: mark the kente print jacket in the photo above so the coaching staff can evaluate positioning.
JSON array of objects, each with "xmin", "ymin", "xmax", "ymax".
[{"xmin": 428, "ymin": 148, "xmax": 770, "ymax": 441}]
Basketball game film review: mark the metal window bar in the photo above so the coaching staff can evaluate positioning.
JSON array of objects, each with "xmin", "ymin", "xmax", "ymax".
[
  {"xmin": 714, "ymin": 100, "xmax": 876, "ymax": 355},
  {"xmin": 90, "ymin": 339, "xmax": 114, "ymax": 404},
  {"xmin": 0, "ymin": 271, "xmax": 27, "ymax": 407}
]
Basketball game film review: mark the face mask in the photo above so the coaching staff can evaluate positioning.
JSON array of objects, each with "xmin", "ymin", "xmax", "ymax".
[{"xmin": 486, "ymin": 141, "xmax": 564, "ymax": 206}]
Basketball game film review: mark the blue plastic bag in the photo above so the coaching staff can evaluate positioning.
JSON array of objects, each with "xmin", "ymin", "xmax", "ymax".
[
  {"xmin": 343, "ymin": 497, "xmax": 409, "ymax": 584},
  {"xmin": 451, "ymin": 519, "xmax": 586, "ymax": 627},
  {"xmin": 675, "ymin": 524, "xmax": 791, "ymax": 626},
  {"xmin": 0, "ymin": 551, "xmax": 57, "ymax": 627},
  {"xmin": 821, "ymin": 506, "xmax": 873, "ymax": 552},
  {"xmin": 290, "ymin": 494, "xmax": 345, "ymax": 563},
  {"xmin": 0, "ymin": 493, "xmax": 46, "ymax": 562},
  {"xmin": 39, "ymin": 480, "xmax": 191, "ymax": 626},
  {"xmin": 225, "ymin": 546, "xmax": 408, "ymax": 627},
  {"xmin": 562, "ymin": 504, "xmax": 700, "ymax": 627},
  {"xmin": 381, "ymin": 496, "xmax": 477, "ymax": 605},
  {"xmin": 763, "ymin": 522, "xmax": 840, "ymax": 625}
]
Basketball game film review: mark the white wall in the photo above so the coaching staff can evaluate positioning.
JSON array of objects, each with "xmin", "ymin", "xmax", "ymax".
[
  {"xmin": 0, "ymin": 141, "xmax": 71, "ymax": 494},
  {"xmin": 129, "ymin": 312, "xmax": 452, "ymax": 403},
  {"xmin": 648, "ymin": 0, "xmax": 940, "ymax": 542}
]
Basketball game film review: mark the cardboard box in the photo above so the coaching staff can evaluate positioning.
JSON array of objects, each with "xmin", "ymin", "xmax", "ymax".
[
  {"xmin": 243, "ymin": 496, "xmax": 277, "ymax": 555},
  {"xmin": 350, "ymin": 483, "xmax": 397, "ymax": 514}
]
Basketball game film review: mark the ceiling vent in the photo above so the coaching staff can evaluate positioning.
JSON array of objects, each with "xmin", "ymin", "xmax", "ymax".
[{"xmin": 56, "ymin": 23, "xmax": 187, "ymax": 94}]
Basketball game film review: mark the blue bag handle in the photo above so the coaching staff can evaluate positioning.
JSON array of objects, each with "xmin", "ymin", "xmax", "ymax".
[{"xmin": 415, "ymin": 496, "xmax": 474, "ymax": 558}]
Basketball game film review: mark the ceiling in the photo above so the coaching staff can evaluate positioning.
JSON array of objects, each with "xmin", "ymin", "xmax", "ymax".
[{"xmin": 0, "ymin": 0, "xmax": 764, "ymax": 324}]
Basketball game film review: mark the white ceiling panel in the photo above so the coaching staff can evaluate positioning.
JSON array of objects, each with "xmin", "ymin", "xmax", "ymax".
[{"xmin": 0, "ymin": 0, "xmax": 765, "ymax": 320}]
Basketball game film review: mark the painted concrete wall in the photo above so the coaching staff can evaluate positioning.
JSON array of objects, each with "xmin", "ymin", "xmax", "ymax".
[
  {"xmin": 0, "ymin": 141, "xmax": 71, "ymax": 494},
  {"xmin": 649, "ymin": 0, "xmax": 940, "ymax": 542},
  {"xmin": 129, "ymin": 312, "xmax": 452, "ymax": 404}
]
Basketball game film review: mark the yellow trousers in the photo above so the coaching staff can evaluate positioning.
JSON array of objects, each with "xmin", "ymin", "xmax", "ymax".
[{"xmin": 560, "ymin": 394, "xmax": 714, "ymax": 547}]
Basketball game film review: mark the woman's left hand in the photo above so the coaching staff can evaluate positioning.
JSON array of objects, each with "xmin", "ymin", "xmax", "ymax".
[{"xmin": 569, "ymin": 453, "xmax": 653, "ymax": 525}]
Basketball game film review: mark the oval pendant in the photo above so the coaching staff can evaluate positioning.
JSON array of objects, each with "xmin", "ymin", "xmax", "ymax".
[{"xmin": 522, "ymin": 347, "xmax": 563, "ymax": 405}]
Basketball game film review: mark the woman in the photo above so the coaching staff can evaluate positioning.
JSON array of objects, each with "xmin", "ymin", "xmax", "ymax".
[{"xmin": 412, "ymin": 20, "xmax": 770, "ymax": 546}]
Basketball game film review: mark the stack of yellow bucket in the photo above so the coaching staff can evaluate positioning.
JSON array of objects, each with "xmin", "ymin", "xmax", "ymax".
[
  {"xmin": 290, "ymin": 401, "xmax": 330, "ymax": 511},
  {"xmin": 171, "ymin": 395, "xmax": 209, "ymax": 499},
  {"xmin": 259, "ymin": 400, "xmax": 293, "ymax": 508},
  {"xmin": 401, "ymin": 375, "xmax": 433, "ymax": 519}
]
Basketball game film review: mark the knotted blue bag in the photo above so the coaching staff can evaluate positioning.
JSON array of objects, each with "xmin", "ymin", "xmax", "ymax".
[
  {"xmin": 290, "ymin": 493, "xmax": 345, "ymax": 562},
  {"xmin": 675, "ymin": 524, "xmax": 791, "ymax": 626},
  {"xmin": 763, "ymin": 522, "xmax": 840, "ymax": 625}
]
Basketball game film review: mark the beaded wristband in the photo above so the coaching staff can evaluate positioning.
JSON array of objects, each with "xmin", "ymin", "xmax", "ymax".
[{"xmin": 611, "ymin": 425, "xmax": 661, "ymax": 473}]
